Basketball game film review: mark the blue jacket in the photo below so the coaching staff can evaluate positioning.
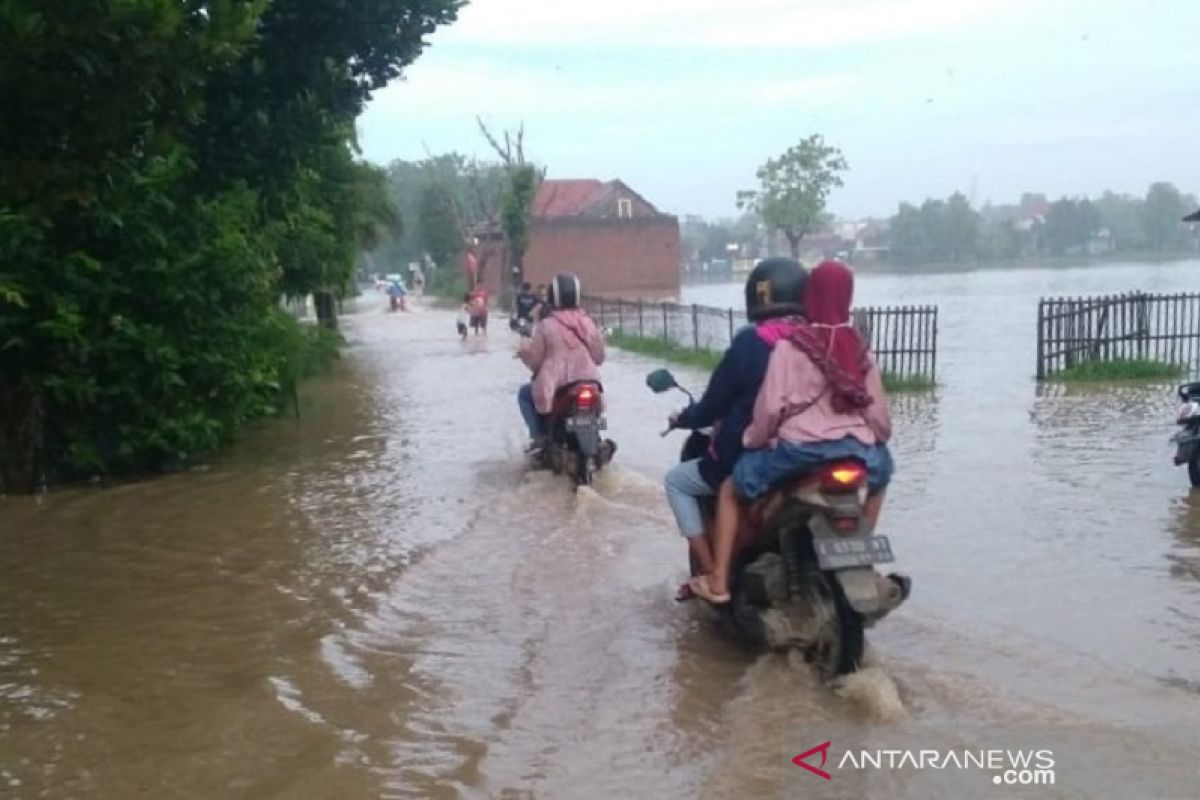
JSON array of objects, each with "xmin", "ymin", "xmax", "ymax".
[{"xmin": 675, "ymin": 326, "xmax": 772, "ymax": 488}]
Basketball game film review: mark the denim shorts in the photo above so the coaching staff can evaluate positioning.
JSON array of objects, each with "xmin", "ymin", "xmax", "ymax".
[{"xmin": 732, "ymin": 437, "xmax": 894, "ymax": 500}]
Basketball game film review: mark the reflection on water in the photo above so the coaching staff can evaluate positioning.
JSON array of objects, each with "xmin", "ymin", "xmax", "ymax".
[{"xmin": 2, "ymin": 266, "xmax": 1200, "ymax": 798}]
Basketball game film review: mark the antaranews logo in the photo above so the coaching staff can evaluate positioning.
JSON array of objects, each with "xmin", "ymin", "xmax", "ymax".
[
  {"xmin": 792, "ymin": 741, "xmax": 1056, "ymax": 788},
  {"xmin": 792, "ymin": 741, "xmax": 832, "ymax": 780}
]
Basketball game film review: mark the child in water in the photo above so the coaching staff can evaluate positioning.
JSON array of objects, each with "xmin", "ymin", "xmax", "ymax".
[{"xmin": 456, "ymin": 294, "xmax": 470, "ymax": 340}]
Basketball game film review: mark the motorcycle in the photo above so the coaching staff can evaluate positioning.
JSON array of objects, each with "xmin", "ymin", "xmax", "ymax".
[
  {"xmin": 533, "ymin": 381, "xmax": 616, "ymax": 487},
  {"xmin": 537, "ymin": 381, "xmax": 619, "ymax": 489},
  {"xmin": 648, "ymin": 368, "xmax": 909, "ymax": 677},
  {"xmin": 510, "ymin": 315, "xmax": 534, "ymax": 338},
  {"xmin": 1171, "ymin": 382, "xmax": 1200, "ymax": 486}
]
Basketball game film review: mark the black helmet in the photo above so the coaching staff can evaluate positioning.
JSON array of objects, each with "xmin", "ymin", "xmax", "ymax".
[
  {"xmin": 744, "ymin": 257, "xmax": 806, "ymax": 322},
  {"xmin": 550, "ymin": 272, "xmax": 581, "ymax": 309}
]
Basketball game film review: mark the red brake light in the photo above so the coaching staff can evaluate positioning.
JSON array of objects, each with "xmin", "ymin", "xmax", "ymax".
[
  {"xmin": 575, "ymin": 386, "xmax": 598, "ymax": 409},
  {"xmin": 821, "ymin": 462, "xmax": 866, "ymax": 492}
]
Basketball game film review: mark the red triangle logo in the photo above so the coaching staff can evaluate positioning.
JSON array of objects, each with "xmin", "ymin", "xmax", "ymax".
[{"xmin": 792, "ymin": 740, "xmax": 832, "ymax": 780}]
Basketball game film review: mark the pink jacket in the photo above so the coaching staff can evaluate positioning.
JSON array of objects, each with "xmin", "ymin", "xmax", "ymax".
[
  {"xmin": 519, "ymin": 309, "xmax": 606, "ymax": 413},
  {"xmin": 744, "ymin": 340, "xmax": 891, "ymax": 449}
]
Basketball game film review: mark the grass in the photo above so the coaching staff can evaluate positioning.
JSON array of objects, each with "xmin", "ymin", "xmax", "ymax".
[
  {"xmin": 881, "ymin": 373, "xmax": 936, "ymax": 392},
  {"xmin": 606, "ymin": 330, "xmax": 935, "ymax": 392},
  {"xmin": 1053, "ymin": 358, "xmax": 1182, "ymax": 382}
]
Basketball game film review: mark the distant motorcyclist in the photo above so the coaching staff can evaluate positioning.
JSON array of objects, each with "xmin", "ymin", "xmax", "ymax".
[
  {"xmin": 663, "ymin": 257, "xmax": 806, "ymax": 600},
  {"xmin": 512, "ymin": 282, "xmax": 540, "ymax": 325},
  {"xmin": 388, "ymin": 278, "xmax": 407, "ymax": 312},
  {"xmin": 516, "ymin": 272, "xmax": 605, "ymax": 451}
]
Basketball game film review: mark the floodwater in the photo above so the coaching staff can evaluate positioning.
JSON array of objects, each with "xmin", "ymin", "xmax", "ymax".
[{"xmin": 2, "ymin": 260, "xmax": 1200, "ymax": 798}]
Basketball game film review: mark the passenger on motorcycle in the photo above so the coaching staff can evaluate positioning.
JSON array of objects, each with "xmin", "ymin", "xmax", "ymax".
[
  {"xmin": 516, "ymin": 273, "xmax": 606, "ymax": 451},
  {"xmin": 663, "ymin": 258, "xmax": 807, "ymax": 599},
  {"xmin": 690, "ymin": 260, "xmax": 894, "ymax": 605}
]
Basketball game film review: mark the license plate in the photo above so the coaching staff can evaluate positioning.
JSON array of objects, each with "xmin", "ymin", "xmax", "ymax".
[
  {"xmin": 565, "ymin": 416, "xmax": 606, "ymax": 432},
  {"xmin": 814, "ymin": 535, "xmax": 895, "ymax": 570}
]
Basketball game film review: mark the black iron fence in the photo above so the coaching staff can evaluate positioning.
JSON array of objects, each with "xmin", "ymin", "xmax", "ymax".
[
  {"xmin": 583, "ymin": 295, "xmax": 938, "ymax": 382},
  {"xmin": 1037, "ymin": 291, "xmax": 1200, "ymax": 379}
]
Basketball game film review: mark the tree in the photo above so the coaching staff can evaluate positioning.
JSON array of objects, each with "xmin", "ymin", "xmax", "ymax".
[
  {"xmin": 477, "ymin": 119, "xmax": 543, "ymax": 298},
  {"xmin": 0, "ymin": 1, "xmax": 458, "ymax": 490},
  {"xmin": 942, "ymin": 192, "xmax": 982, "ymax": 262},
  {"xmin": 886, "ymin": 193, "xmax": 982, "ymax": 264},
  {"xmin": 1142, "ymin": 182, "xmax": 1189, "ymax": 252},
  {"xmin": 1095, "ymin": 191, "xmax": 1146, "ymax": 252},
  {"xmin": 737, "ymin": 134, "xmax": 848, "ymax": 259},
  {"xmin": 500, "ymin": 164, "xmax": 538, "ymax": 290},
  {"xmin": 417, "ymin": 181, "xmax": 463, "ymax": 272}
]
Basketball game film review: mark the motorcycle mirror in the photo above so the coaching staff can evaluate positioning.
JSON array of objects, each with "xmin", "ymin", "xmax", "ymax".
[{"xmin": 645, "ymin": 369, "xmax": 678, "ymax": 394}]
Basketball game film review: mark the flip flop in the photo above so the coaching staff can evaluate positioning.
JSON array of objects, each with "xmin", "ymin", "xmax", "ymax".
[
  {"xmin": 674, "ymin": 582, "xmax": 695, "ymax": 602},
  {"xmin": 688, "ymin": 574, "xmax": 731, "ymax": 605}
]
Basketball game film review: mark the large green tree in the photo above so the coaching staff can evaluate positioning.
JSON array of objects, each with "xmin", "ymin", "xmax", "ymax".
[
  {"xmin": 0, "ymin": 0, "xmax": 458, "ymax": 491},
  {"xmin": 737, "ymin": 134, "xmax": 848, "ymax": 259}
]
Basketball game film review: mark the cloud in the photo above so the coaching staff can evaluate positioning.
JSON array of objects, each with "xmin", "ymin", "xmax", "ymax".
[
  {"xmin": 436, "ymin": 0, "xmax": 1014, "ymax": 49},
  {"xmin": 371, "ymin": 59, "xmax": 860, "ymax": 117}
]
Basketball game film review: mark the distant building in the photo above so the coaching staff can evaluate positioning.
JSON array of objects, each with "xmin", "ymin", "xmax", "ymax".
[{"xmin": 480, "ymin": 178, "xmax": 681, "ymax": 298}]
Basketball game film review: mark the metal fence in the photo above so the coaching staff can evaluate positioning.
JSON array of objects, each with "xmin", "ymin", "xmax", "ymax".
[
  {"xmin": 1037, "ymin": 291, "xmax": 1200, "ymax": 379},
  {"xmin": 584, "ymin": 295, "xmax": 938, "ymax": 382}
]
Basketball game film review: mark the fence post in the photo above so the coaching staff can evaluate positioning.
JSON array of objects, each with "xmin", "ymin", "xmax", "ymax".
[
  {"xmin": 1036, "ymin": 299, "xmax": 1045, "ymax": 381},
  {"xmin": 617, "ymin": 300, "xmax": 624, "ymax": 333},
  {"xmin": 728, "ymin": 308, "xmax": 734, "ymax": 345},
  {"xmin": 638, "ymin": 299, "xmax": 644, "ymax": 338},
  {"xmin": 662, "ymin": 302, "xmax": 668, "ymax": 343},
  {"xmin": 692, "ymin": 304, "xmax": 700, "ymax": 351},
  {"xmin": 931, "ymin": 307, "xmax": 939, "ymax": 383}
]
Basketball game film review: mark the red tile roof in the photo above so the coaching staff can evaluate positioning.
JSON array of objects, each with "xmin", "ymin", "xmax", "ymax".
[{"xmin": 532, "ymin": 179, "xmax": 607, "ymax": 218}]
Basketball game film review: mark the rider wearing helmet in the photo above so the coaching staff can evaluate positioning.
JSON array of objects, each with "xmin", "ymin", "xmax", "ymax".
[
  {"xmin": 517, "ymin": 272, "xmax": 606, "ymax": 450},
  {"xmin": 662, "ymin": 257, "xmax": 807, "ymax": 599}
]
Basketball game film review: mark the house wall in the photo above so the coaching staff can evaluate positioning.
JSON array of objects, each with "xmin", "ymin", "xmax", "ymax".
[{"xmin": 522, "ymin": 217, "xmax": 681, "ymax": 297}]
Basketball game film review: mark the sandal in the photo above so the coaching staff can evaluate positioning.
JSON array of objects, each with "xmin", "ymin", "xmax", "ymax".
[
  {"xmin": 674, "ymin": 582, "xmax": 695, "ymax": 603},
  {"xmin": 688, "ymin": 574, "xmax": 731, "ymax": 605}
]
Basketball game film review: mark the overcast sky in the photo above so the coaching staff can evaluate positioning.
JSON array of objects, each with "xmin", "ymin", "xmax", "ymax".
[{"xmin": 357, "ymin": 0, "xmax": 1200, "ymax": 220}]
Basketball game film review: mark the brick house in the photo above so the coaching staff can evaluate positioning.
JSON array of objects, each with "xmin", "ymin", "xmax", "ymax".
[{"xmin": 480, "ymin": 178, "xmax": 681, "ymax": 299}]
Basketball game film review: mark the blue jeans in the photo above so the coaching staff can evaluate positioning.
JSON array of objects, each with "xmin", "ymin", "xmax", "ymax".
[
  {"xmin": 664, "ymin": 459, "xmax": 715, "ymax": 539},
  {"xmin": 732, "ymin": 437, "xmax": 894, "ymax": 499},
  {"xmin": 517, "ymin": 383, "xmax": 544, "ymax": 438}
]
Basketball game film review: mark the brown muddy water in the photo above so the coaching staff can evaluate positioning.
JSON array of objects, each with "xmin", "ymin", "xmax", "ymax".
[{"xmin": 3, "ymin": 262, "xmax": 1200, "ymax": 799}]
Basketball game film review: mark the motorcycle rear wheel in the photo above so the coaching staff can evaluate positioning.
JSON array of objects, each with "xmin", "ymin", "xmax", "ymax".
[
  {"xmin": 809, "ymin": 573, "xmax": 865, "ymax": 679},
  {"xmin": 574, "ymin": 453, "xmax": 593, "ymax": 487},
  {"xmin": 1189, "ymin": 449, "xmax": 1200, "ymax": 488}
]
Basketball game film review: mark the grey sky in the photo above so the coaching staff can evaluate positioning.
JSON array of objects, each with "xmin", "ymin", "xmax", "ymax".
[{"xmin": 358, "ymin": 0, "xmax": 1200, "ymax": 219}]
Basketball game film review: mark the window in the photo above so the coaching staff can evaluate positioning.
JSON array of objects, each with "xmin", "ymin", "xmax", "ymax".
[{"xmin": 617, "ymin": 198, "xmax": 632, "ymax": 219}]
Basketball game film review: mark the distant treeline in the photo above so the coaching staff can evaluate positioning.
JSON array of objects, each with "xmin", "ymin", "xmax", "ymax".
[{"xmin": 888, "ymin": 183, "xmax": 1198, "ymax": 265}]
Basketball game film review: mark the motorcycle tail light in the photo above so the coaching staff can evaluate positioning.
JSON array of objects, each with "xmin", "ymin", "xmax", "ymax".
[
  {"xmin": 575, "ymin": 386, "xmax": 598, "ymax": 409},
  {"xmin": 832, "ymin": 516, "xmax": 859, "ymax": 533},
  {"xmin": 821, "ymin": 462, "xmax": 867, "ymax": 492}
]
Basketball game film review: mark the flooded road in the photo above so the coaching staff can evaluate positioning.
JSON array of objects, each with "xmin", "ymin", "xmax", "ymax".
[{"xmin": 3, "ymin": 262, "xmax": 1200, "ymax": 798}]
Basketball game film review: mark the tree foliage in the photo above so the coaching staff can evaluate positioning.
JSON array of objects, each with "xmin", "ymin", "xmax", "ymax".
[
  {"xmin": 886, "ymin": 183, "xmax": 1197, "ymax": 265},
  {"xmin": 0, "ymin": 0, "xmax": 458, "ymax": 490},
  {"xmin": 738, "ymin": 134, "xmax": 848, "ymax": 258},
  {"xmin": 500, "ymin": 164, "xmax": 539, "ymax": 280}
]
